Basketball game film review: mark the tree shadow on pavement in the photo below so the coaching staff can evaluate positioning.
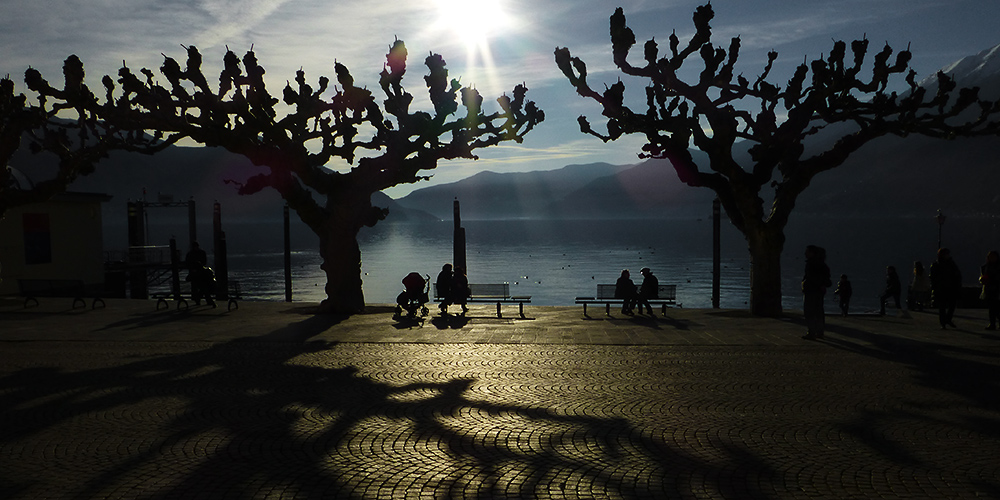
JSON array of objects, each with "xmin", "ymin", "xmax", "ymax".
[
  {"xmin": 814, "ymin": 320, "xmax": 1000, "ymax": 498},
  {"xmin": 0, "ymin": 330, "xmax": 783, "ymax": 499}
]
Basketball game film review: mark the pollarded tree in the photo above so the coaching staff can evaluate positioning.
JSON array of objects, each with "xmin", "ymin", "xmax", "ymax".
[
  {"xmin": 1, "ymin": 57, "xmax": 169, "ymax": 216},
  {"xmin": 556, "ymin": 5, "xmax": 1000, "ymax": 317},
  {"xmin": 37, "ymin": 41, "xmax": 543, "ymax": 313}
]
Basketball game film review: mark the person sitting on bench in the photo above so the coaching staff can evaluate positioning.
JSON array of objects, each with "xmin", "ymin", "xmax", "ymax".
[{"xmin": 636, "ymin": 267, "xmax": 659, "ymax": 315}]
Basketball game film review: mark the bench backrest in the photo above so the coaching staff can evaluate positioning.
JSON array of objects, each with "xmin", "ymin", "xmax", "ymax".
[
  {"xmin": 434, "ymin": 283, "xmax": 510, "ymax": 299},
  {"xmin": 596, "ymin": 284, "xmax": 675, "ymax": 300}
]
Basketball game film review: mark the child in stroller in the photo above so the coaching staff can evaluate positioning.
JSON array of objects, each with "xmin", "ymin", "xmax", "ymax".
[{"xmin": 395, "ymin": 272, "xmax": 430, "ymax": 318}]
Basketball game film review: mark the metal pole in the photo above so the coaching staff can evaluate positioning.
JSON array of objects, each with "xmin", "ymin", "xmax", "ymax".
[
  {"xmin": 936, "ymin": 209, "xmax": 946, "ymax": 249},
  {"xmin": 213, "ymin": 201, "xmax": 228, "ymax": 300},
  {"xmin": 454, "ymin": 198, "xmax": 467, "ymax": 274},
  {"xmin": 284, "ymin": 204, "xmax": 293, "ymax": 302},
  {"xmin": 712, "ymin": 198, "xmax": 721, "ymax": 308},
  {"xmin": 169, "ymin": 238, "xmax": 181, "ymax": 301},
  {"xmin": 127, "ymin": 201, "xmax": 148, "ymax": 299},
  {"xmin": 188, "ymin": 197, "xmax": 197, "ymax": 249}
]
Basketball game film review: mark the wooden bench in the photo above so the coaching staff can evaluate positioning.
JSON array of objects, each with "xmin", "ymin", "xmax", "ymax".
[
  {"xmin": 575, "ymin": 284, "xmax": 676, "ymax": 316},
  {"xmin": 433, "ymin": 283, "xmax": 531, "ymax": 318},
  {"xmin": 18, "ymin": 279, "xmax": 105, "ymax": 309}
]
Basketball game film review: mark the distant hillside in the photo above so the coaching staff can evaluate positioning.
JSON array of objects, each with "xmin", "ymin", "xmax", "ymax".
[
  {"xmin": 547, "ymin": 158, "xmax": 714, "ymax": 218},
  {"xmin": 393, "ymin": 162, "xmax": 630, "ymax": 219},
  {"xmin": 796, "ymin": 133, "xmax": 1000, "ymax": 217},
  {"xmin": 10, "ymin": 144, "xmax": 436, "ymax": 224}
]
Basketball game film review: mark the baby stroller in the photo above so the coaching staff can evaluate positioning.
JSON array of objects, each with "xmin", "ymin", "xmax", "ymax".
[{"xmin": 395, "ymin": 272, "xmax": 430, "ymax": 319}]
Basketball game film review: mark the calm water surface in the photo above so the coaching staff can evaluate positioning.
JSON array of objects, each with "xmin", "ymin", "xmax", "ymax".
[{"xmin": 222, "ymin": 215, "xmax": 1000, "ymax": 311}]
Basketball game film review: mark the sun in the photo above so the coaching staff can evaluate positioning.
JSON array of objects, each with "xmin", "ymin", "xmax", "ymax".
[{"xmin": 434, "ymin": 0, "xmax": 512, "ymax": 50}]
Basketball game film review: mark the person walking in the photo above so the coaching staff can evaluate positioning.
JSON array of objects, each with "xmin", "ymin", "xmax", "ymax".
[
  {"xmin": 930, "ymin": 248, "xmax": 962, "ymax": 329},
  {"xmin": 879, "ymin": 266, "xmax": 902, "ymax": 316},
  {"xmin": 834, "ymin": 274, "xmax": 853, "ymax": 316},
  {"xmin": 908, "ymin": 261, "xmax": 931, "ymax": 311},
  {"xmin": 436, "ymin": 263, "xmax": 454, "ymax": 314},
  {"xmin": 802, "ymin": 245, "xmax": 831, "ymax": 340},
  {"xmin": 614, "ymin": 269, "xmax": 638, "ymax": 315},
  {"xmin": 636, "ymin": 268, "xmax": 659, "ymax": 316},
  {"xmin": 980, "ymin": 250, "xmax": 1000, "ymax": 330}
]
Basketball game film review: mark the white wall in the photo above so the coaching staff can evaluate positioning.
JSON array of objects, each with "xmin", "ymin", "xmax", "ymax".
[{"xmin": 0, "ymin": 193, "xmax": 110, "ymax": 295}]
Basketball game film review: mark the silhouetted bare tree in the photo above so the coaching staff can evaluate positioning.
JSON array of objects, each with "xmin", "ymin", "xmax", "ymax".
[
  {"xmin": 556, "ymin": 5, "xmax": 1000, "ymax": 316},
  {"xmin": 1, "ymin": 57, "xmax": 168, "ymax": 216},
  {"xmin": 81, "ymin": 41, "xmax": 542, "ymax": 313}
]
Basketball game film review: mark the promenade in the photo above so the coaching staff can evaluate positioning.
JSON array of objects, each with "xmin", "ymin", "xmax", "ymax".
[{"xmin": 1, "ymin": 298, "xmax": 998, "ymax": 499}]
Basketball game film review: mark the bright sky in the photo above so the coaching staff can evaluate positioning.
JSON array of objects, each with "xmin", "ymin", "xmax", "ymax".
[{"xmin": 2, "ymin": 0, "xmax": 997, "ymax": 197}]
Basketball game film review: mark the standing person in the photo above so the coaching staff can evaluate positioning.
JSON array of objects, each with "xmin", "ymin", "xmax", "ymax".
[
  {"xmin": 908, "ymin": 261, "xmax": 931, "ymax": 311},
  {"xmin": 436, "ymin": 263, "xmax": 454, "ymax": 314},
  {"xmin": 980, "ymin": 250, "xmax": 1000, "ymax": 330},
  {"xmin": 801, "ymin": 245, "xmax": 831, "ymax": 340},
  {"xmin": 636, "ymin": 267, "xmax": 659, "ymax": 316},
  {"xmin": 834, "ymin": 274, "xmax": 853, "ymax": 316},
  {"xmin": 930, "ymin": 248, "xmax": 962, "ymax": 329},
  {"xmin": 185, "ymin": 241, "xmax": 213, "ymax": 306},
  {"xmin": 614, "ymin": 269, "xmax": 637, "ymax": 315},
  {"xmin": 451, "ymin": 266, "xmax": 470, "ymax": 314},
  {"xmin": 879, "ymin": 266, "xmax": 902, "ymax": 316}
]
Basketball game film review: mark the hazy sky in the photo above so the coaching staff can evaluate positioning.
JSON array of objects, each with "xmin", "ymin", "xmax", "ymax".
[{"xmin": 2, "ymin": 0, "xmax": 997, "ymax": 197}]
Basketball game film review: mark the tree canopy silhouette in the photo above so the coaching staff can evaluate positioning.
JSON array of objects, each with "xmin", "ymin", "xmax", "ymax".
[
  {"xmin": 556, "ymin": 5, "xmax": 1000, "ymax": 316},
  {"xmin": 1, "ymin": 57, "xmax": 168, "ymax": 216},
  {"xmin": 61, "ymin": 41, "xmax": 542, "ymax": 313}
]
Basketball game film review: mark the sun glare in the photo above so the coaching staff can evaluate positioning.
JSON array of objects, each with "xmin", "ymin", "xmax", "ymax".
[{"xmin": 434, "ymin": 0, "xmax": 512, "ymax": 49}]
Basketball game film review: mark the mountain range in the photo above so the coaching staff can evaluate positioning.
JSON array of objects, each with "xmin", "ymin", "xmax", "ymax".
[
  {"xmin": 10, "ymin": 43, "xmax": 1000, "ymax": 225},
  {"xmin": 396, "ymin": 42, "xmax": 1000, "ymax": 220}
]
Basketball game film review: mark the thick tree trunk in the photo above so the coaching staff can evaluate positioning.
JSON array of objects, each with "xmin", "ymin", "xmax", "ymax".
[
  {"xmin": 745, "ymin": 224, "xmax": 786, "ymax": 317},
  {"xmin": 316, "ymin": 218, "xmax": 366, "ymax": 314}
]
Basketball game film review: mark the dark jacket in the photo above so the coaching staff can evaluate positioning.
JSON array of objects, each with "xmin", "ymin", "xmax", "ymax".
[
  {"xmin": 614, "ymin": 277, "xmax": 636, "ymax": 299},
  {"xmin": 835, "ymin": 279, "xmax": 853, "ymax": 299},
  {"xmin": 639, "ymin": 273, "xmax": 659, "ymax": 298},
  {"xmin": 884, "ymin": 271, "xmax": 901, "ymax": 295},
  {"xmin": 802, "ymin": 259, "xmax": 832, "ymax": 294},
  {"xmin": 436, "ymin": 270, "xmax": 452, "ymax": 297},
  {"xmin": 981, "ymin": 261, "xmax": 1000, "ymax": 300},
  {"xmin": 930, "ymin": 258, "xmax": 962, "ymax": 300}
]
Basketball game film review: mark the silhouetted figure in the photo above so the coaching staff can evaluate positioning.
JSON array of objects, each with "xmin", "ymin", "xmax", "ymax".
[
  {"xmin": 930, "ymin": 248, "xmax": 961, "ymax": 329},
  {"xmin": 396, "ymin": 272, "xmax": 429, "ymax": 318},
  {"xmin": 451, "ymin": 267, "xmax": 470, "ymax": 314},
  {"xmin": 185, "ymin": 241, "xmax": 207, "ymax": 270},
  {"xmin": 436, "ymin": 263, "xmax": 454, "ymax": 314},
  {"xmin": 834, "ymin": 274, "xmax": 853, "ymax": 316},
  {"xmin": 636, "ymin": 267, "xmax": 658, "ymax": 316},
  {"xmin": 185, "ymin": 242, "xmax": 215, "ymax": 306},
  {"xmin": 801, "ymin": 245, "xmax": 831, "ymax": 340},
  {"xmin": 614, "ymin": 269, "xmax": 638, "ymax": 315},
  {"xmin": 879, "ymin": 266, "xmax": 901, "ymax": 315},
  {"xmin": 980, "ymin": 250, "xmax": 1000, "ymax": 330},
  {"xmin": 908, "ymin": 261, "xmax": 931, "ymax": 311}
]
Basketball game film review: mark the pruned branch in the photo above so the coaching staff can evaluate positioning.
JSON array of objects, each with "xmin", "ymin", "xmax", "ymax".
[
  {"xmin": 2, "ymin": 58, "xmax": 172, "ymax": 216},
  {"xmin": 556, "ymin": 3, "xmax": 1000, "ymax": 228}
]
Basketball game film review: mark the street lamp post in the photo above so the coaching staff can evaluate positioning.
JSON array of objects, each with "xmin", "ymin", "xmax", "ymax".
[{"xmin": 935, "ymin": 209, "xmax": 947, "ymax": 249}]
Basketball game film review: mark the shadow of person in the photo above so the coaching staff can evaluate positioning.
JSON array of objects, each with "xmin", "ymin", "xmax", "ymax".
[{"xmin": 430, "ymin": 314, "xmax": 469, "ymax": 329}]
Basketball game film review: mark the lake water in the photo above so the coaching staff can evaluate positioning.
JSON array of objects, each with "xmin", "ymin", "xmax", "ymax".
[{"xmin": 215, "ymin": 215, "xmax": 1000, "ymax": 311}]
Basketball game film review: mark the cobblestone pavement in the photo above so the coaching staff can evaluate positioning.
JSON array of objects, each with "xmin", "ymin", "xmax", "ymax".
[{"xmin": 1, "ymin": 300, "xmax": 999, "ymax": 499}]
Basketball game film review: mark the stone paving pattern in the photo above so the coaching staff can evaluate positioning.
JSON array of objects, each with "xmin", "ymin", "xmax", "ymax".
[{"xmin": 1, "ymin": 298, "xmax": 999, "ymax": 499}]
